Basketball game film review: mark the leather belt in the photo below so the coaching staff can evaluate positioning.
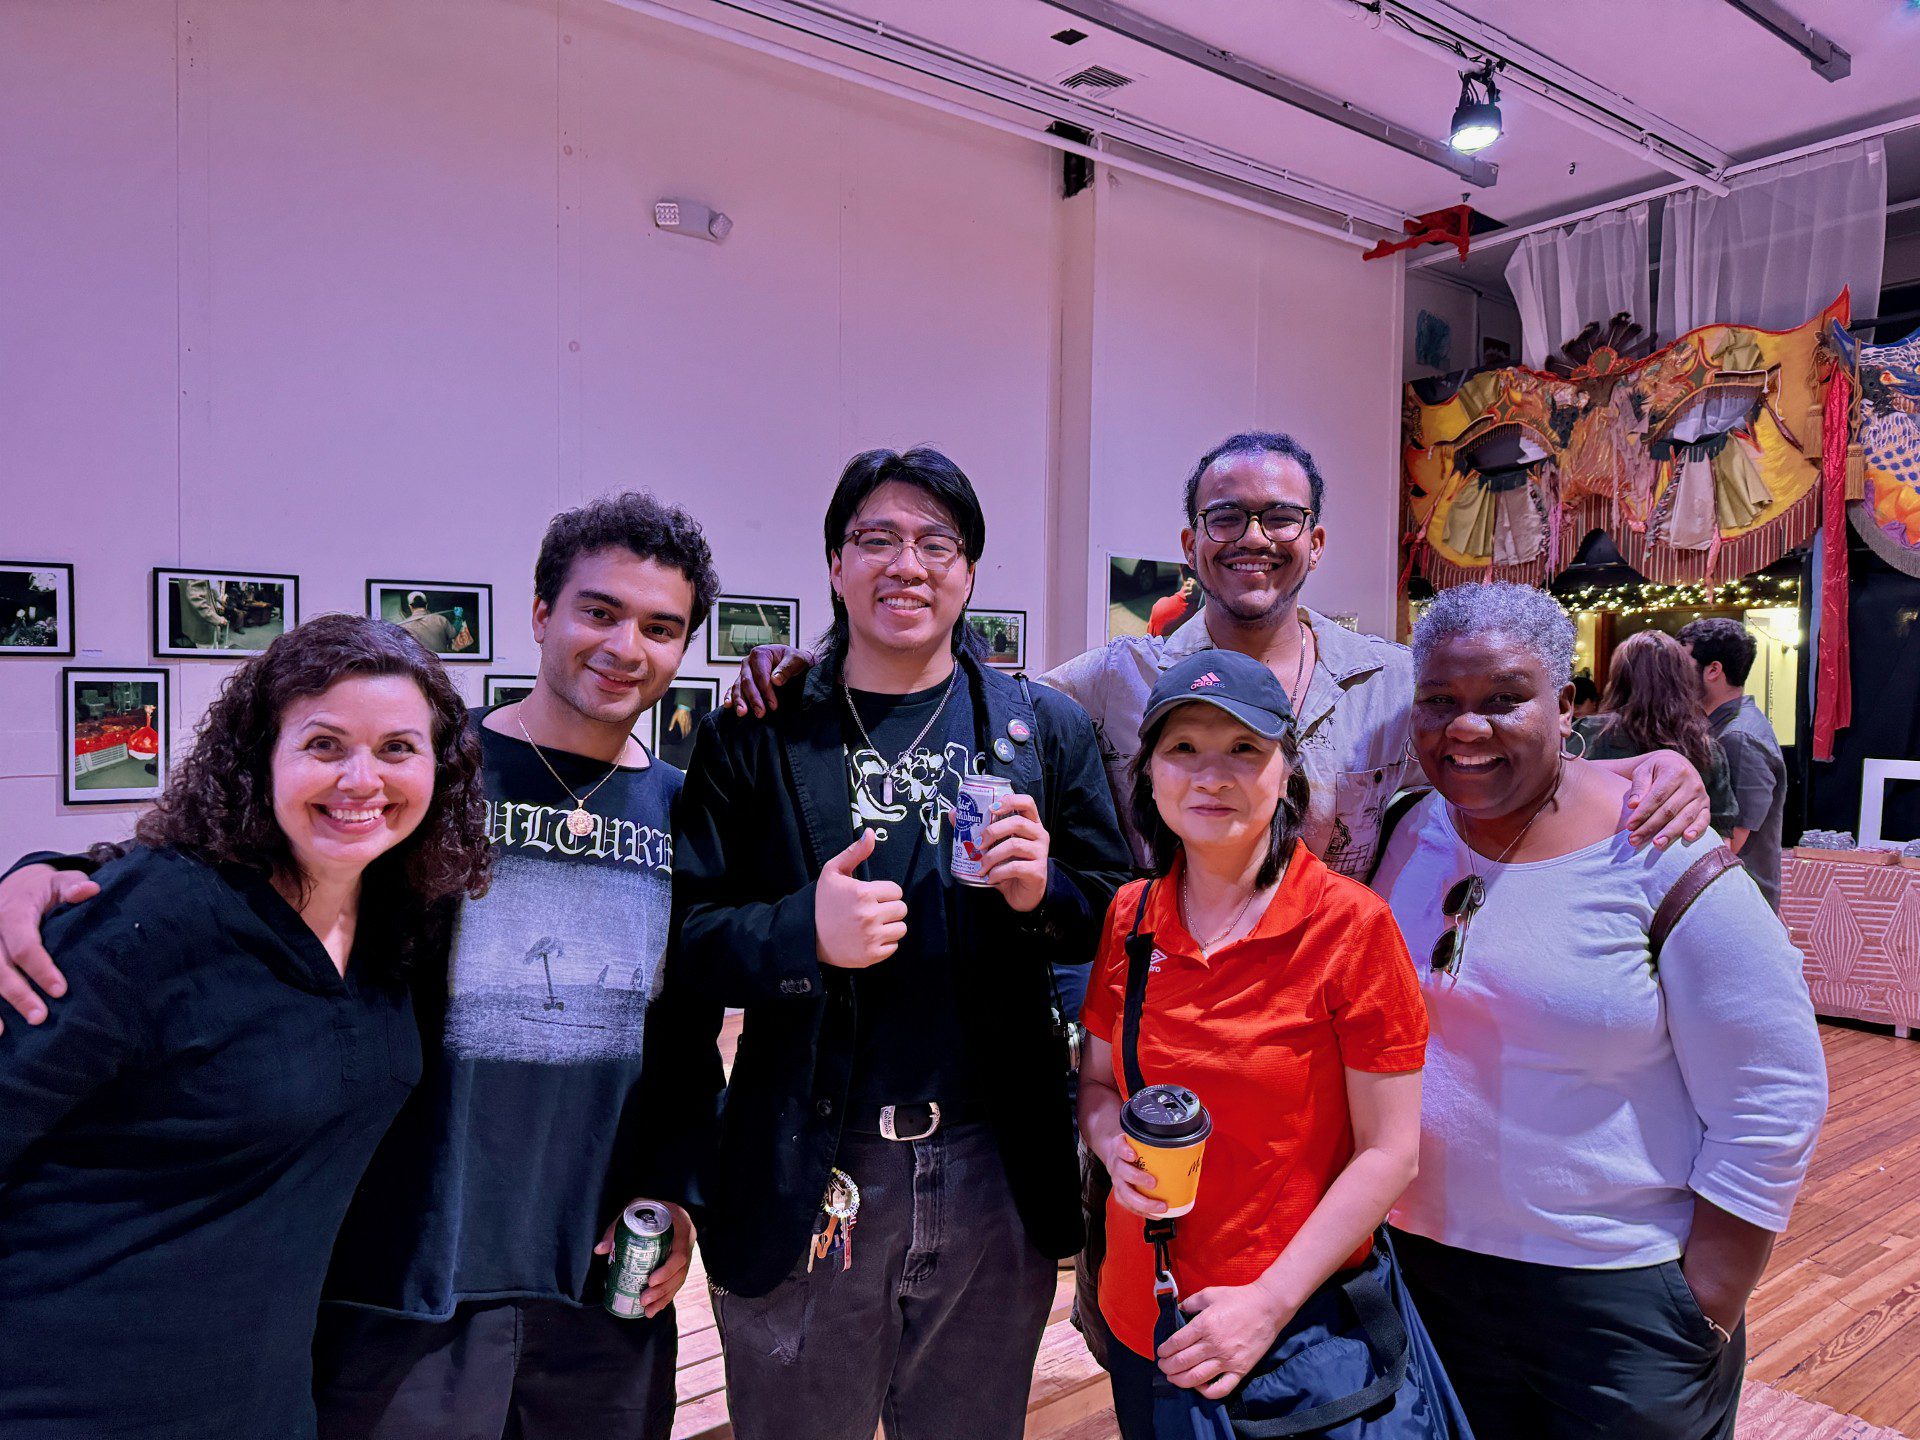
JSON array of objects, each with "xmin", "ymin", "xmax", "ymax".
[{"xmin": 843, "ymin": 1100, "xmax": 982, "ymax": 1140}]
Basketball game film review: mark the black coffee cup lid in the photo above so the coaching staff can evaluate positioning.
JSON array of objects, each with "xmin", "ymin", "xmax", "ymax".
[{"xmin": 1121, "ymin": 1084, "xmax": 1211, "ymax": 1143}]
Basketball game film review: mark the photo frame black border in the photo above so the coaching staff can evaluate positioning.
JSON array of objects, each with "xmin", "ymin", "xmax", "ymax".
[
  {"xmin": 62, "ymin": 665, "xmax": 170, "ymax": 807},
  {"xmin": 151, "ymin": 567, "xmax": 301, "ymax": 659},
  {"xmin": 706, "ymin": 594, "xmax": 800, "ymax": 666},
  {"xmin": 650, "ymin": 676, "xmax": 720, "ymax": 763},
  {"xmin": 365, "ymin": 578, "xmax": 494, "ymax": 663},
  {"xmin": 0, "ymin": 560, "xmax": 75, "ymax": 658},
  {"xmin": 965, "ymin": 607, "xmax": 1028, "ymax": 669},
  {"xmin": 483, "ymin": 674, "xmax": 538, "ymax": 707}
]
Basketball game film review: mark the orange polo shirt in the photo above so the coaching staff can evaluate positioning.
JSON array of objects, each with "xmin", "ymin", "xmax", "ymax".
[{"xmin": 1081, "ymin": 844, "xmax": 1428, "ymax": 1359}]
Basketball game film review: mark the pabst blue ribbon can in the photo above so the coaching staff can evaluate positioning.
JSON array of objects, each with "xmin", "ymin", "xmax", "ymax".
[{"xmin": 951, "ymin": 774, "xmax": 1015, "ymax": 887}]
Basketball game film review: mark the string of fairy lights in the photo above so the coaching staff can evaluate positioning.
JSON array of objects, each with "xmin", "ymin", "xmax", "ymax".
[
  {"xmin": 1556, "ymin": 573, "xmax": 1802, "ymax": 619},
  {"xmin": 1409, "ymin": 573, "xmax": 1803, "ymax": 625}
]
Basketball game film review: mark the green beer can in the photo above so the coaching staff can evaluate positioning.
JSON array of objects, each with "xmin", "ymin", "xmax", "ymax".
[{"xmin": 603, "ymin": 1201, "xmax": 673, "ymax": 1319}]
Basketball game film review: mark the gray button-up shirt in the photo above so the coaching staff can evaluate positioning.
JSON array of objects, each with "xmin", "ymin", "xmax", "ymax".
[
  {"xmin": 1708, "ymin": 694, "xmax": 1787, "ymax": 912},
  {"xmin": 1041, "ymin": 608, "xmax": 1418, "ymax": 878}
]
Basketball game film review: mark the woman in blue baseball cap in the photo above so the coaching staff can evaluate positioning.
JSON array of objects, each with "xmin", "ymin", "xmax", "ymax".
[{"xmin": 1076, "ymin": 648, "xmax": 1468, "ymax": 1439}]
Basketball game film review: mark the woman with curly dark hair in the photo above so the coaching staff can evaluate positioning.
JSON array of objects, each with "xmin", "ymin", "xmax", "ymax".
[
  {"xmin": 1576, "ymin": 630, "xmax": 1738, "ymax": 837},
  {"xmin": 0, "ymin": 613, "xmax": 490, "ymax": 1440}
]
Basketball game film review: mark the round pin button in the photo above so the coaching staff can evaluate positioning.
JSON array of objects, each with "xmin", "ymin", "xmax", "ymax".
[
  {"xmin": 993, "ymin": 738, "xmax": 1016, "ymax": 763},
  {"xmin": 1007, "ymin": 719, "xmax": 1032, "ymax": 744}
]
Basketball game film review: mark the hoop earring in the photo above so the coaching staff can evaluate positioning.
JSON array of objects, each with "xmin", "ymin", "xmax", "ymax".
[
  {"xmin": 1403, "ymin": 734, "xmax": 1419, "ymax": 765},
  {"xmin": 1562, "ymin": 728, "xmax": 1588, "ymax": 761}
]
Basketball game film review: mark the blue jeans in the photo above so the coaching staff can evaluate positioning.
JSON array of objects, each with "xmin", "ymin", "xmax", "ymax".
[{"xmin": 714, "ymin": 1121, "xmax": 1054, "ymax": 1440}]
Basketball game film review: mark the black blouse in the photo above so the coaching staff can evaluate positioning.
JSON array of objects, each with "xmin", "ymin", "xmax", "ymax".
[{"xmin": 0, "ymin": 846, "xmax": 420, "ymax": 1439}]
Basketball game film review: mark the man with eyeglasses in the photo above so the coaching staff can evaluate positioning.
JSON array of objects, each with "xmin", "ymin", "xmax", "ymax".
[{"xmin": 674, "ymin": 447, "xmax": 1131, "ymax": 1440}]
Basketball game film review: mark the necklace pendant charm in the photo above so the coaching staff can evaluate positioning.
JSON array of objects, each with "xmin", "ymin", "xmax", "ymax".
[
  {"xmin": 882, "ymin": 776, "xmax": 894, "ymax": 807},
  {"xmin": 566, "ymin": 806, "xmax": 595, "ymax": 837}
]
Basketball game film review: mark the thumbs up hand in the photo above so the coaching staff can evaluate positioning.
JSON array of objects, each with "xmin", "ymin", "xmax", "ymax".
[{"xmin": 815, "ymin": 829, "xmax": 908, "ymax": 969}]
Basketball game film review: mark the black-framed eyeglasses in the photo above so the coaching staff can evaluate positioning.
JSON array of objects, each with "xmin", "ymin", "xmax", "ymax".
[
  {"xmin": 1430, "ymin": 874, "xmax": 1486, "ymax": 976},
  {"xmin": 842, "ymin": 527, "xmax": 965, "ymax": 571},
  {"xmin": 1198, "ymin": 502, "xmax": 1315, "ymax": 545}
]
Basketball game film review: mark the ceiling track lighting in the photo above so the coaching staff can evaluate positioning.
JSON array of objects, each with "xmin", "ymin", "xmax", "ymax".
[{"xmin": 1449, "ymin": 63, "xmax": 1502, "ymax": 154}]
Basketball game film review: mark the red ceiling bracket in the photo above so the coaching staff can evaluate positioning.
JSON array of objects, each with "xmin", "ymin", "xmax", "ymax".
[{"xmin": 1363, "ymin": 204, "xmax": 1475, "ymax": 263}]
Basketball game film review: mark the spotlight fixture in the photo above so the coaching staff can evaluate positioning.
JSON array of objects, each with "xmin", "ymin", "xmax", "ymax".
[{"xmin": 1448, "ymin": 65, "xmax": 1502, "ymax": 155}]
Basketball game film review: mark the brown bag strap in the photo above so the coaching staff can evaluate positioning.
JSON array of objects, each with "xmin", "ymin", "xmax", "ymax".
[{"xmin": 1648, "ymin": 845, "xmax": 1741, "ymax": 973}]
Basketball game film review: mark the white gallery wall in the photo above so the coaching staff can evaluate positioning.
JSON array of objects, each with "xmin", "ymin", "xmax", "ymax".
[{"xmin": 0, "ymin": 0, "xmax": 1405, "ymax": 857}]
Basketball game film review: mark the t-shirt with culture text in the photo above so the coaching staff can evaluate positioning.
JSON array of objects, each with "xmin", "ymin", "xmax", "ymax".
[{"xmin": 324, "ymin": 712, "xmax": 683, "ymax": 1318}]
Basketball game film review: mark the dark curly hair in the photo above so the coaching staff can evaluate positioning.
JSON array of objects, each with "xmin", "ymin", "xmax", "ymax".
[
  {"xmin": 136, "ymin": 613, "xmax": 490, "ymax": 973},
  {"xmin": 1128, "ymin": 708, "xmax": 1310, "ymax": 891},
  {"xmin": 1182, "ymin": 431, "xmax": 1326, "ymax": 529},
  {"xmin": 534, "ymin": 492, "xmax": 721, "ymax": 636}
]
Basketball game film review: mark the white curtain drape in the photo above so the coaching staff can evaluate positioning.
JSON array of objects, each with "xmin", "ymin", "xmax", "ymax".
[
  {"xmin": 1505, "ymin": 204, "xmax": 1651, "ymax": 369},
  {"xmin": 1657, "ymin": 139, "xmax": 1886, "ymax": 339}
]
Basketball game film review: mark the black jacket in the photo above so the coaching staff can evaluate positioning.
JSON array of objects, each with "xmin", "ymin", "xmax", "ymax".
[{"xmin": 674, "ymin": 651, "xmax": 1132, "ymax": 1297}]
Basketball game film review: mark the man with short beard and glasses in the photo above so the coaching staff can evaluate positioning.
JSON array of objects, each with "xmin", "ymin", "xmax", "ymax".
[
  {"xmin": 675, "ymin": 446, "xmax": 1132, "ymax": 1440},
  {"xmin": 0, "ymin": 493, "xmax": 725, "ymax": 1440}
]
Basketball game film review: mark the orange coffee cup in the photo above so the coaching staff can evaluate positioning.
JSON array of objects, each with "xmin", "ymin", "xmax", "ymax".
[{"xmin": 1120, "ymin": 1084, "xmax": 1211, "ymax": 1218}]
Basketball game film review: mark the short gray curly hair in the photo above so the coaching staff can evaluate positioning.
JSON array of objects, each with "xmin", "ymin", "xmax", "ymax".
[{"xmin": 1413, "ymin": 582, "xmax": 1575, "ymax": 691}]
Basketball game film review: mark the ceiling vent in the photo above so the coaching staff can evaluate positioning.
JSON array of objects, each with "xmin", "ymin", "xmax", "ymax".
[{"xmin": 1056, "ymin": 64, "xmax": 1137, "ymax": 94}]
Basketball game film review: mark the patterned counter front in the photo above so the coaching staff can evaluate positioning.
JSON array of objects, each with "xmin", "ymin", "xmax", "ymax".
[{"xmin": 1780, "ymin": 850, "xmax": 1920, "ymax": 1038}]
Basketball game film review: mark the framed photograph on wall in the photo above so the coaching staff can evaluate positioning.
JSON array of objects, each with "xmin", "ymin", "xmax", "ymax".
[
  {"xmin": 0, "ymin": 562, "xmax": 74, "ymax": 657},
  {"xmin": 965, "ymin": 609, "xmax": 1027, "ymax": 668},
  {"xmin": 1107, "ymin": 555, "xmax": 1199, "ymax": 643},
  {"xmin": 483, "ymin": 674, "xmax": 537, "ymax": 707},
  {"xmin": 707, "ymin": 595, "xmax": 797, "ymax": 665},
  {"xmin": 63, "ymin": 667, "xmax": 169, "ymax": 806},
  {"xmin": 368, "ymin": 579, "xmax": 492, "ymax": 662},
  {"xmin": 153, "ymin": 568, "xmax": 298, "ymax": 657},
  {"xmin": 651, "ymin": 677, "xmax": 718, "ymax": 771}
]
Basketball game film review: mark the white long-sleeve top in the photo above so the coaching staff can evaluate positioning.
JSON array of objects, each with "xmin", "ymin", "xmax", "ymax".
[{"xmin": 1374, "ymin": 796, "xmax": 1828, "ymax": 1268}]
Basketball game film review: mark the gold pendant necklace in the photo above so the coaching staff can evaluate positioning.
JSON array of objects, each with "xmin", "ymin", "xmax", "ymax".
[{"xmin": 515, "ymin": 715, "xmax": 626, "ymax": 835}]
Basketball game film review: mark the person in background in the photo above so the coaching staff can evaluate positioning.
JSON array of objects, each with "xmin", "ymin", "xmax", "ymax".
[
  {"xmin": 1677, "ymin": 617, "xmax": 1788, "ymax": 912},
  {"xmin": 1571, "ymin": 672, "xmax": 1601, "ymax": 719},
  {"xmin": 1376, "ymin": 582, "xmax": 1827, "ymax": 1440},
  {"xmin": 0, "ymin": 614, "xmax": 492, "ymax": 1440},
  {"xmin": 398, "ymin": 591, "xmax": 459, "ymax": 653},
  {"xmin": 0, "ymin": 494, "xmax": 726, "ymax": 1440},
  {"xmin": 1576, "ymin": 631, "xmax": 1738, "ymax": 837},
  {"xmin": 1080, "ymin": 649, "xmax": 1466, "ymax": 1438},
  {"xmin": 1147, "ymin": 574, "xmax": 1200, "ymax": 638}
]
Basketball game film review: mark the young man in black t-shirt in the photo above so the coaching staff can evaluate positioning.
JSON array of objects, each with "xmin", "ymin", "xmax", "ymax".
[
  {"xmin": 0, "ymin": 494, "xmax": 725, "ymax": 1440},
  {"xmin": 675, "ymin": 449, "xmax": 1130, "ymax": 1440}
]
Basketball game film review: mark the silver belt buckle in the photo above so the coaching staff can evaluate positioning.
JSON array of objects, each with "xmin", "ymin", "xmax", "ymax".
[{"xmin": 879, "ymin": 1102, "xmax": 941, "ymax": 1142}]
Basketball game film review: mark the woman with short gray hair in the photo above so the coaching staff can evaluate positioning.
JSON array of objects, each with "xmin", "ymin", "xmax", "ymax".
[{"xmin": 1375, "ymin": 581, "xmax": 1827, "ymax": 1440}]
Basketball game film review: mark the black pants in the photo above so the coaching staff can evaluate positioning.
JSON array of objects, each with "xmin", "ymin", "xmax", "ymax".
[
  {"xmin": 312, "ymin": 1296, "xmax": 677, "ymax": 1440},
  {"xmin": 1392, "ymin": 1228, "xmax": 1743, "ymax": 1440},
  {"xmin": 715, "ymin": 1122, "xmax": 1054, "ymax": 1440}
]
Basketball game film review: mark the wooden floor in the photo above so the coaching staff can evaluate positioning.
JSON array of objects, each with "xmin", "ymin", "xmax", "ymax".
[
  {"xmin": 1744, "ymin": 1022, "xmax": 1920, "ymax": 1435},
  {"xmin": 672, "ymin": 1019, "xmax": 1920, "ymax": 1440}
]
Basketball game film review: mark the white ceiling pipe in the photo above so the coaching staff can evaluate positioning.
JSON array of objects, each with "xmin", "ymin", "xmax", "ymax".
[
  {"xmin": 598, "ymin": 0, "xmax": 1391, "ymax": 247},
  {"xmin": 719, "ymin": 0, "xmax": 1410, "ymax": 227}
]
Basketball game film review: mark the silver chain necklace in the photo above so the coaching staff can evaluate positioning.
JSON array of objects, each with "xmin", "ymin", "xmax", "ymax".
[
  {"xmin": 840, "ymin": 670, "xmax": 960, "ymax": 807},
  {"xmin": 1180, "ymin": 869, "xmax": 1263, "ymax": 956}
]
